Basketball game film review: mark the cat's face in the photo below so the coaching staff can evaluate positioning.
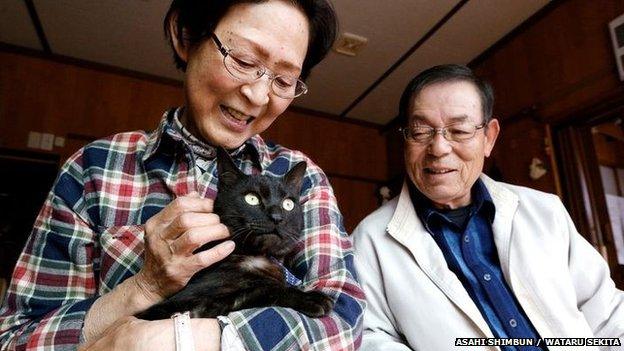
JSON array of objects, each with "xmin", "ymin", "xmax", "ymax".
[{"xmin": 214, "ymin": 148, "xmax": 306, "ymax": 257}]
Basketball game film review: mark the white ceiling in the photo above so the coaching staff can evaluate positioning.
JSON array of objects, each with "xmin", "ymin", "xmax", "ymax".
[{"xmin": 0, "ymin": 0, "xmax": 551, "ymax": 125}]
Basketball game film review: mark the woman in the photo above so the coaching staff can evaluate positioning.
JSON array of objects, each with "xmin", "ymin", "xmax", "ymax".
[{"xmin": 0, "ymin": 1, "xmax": 365, "ymax": 350}]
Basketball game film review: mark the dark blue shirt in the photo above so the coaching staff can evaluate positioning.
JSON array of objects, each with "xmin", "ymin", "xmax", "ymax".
[{"xmin": 410, "ymin": 180, "xmax": 544, "ymax": 351}]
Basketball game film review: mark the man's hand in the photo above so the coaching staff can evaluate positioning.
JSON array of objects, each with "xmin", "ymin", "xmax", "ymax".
[{"xmin": 134, "ymin": 192, "xmax": 235, "ymax": 303}]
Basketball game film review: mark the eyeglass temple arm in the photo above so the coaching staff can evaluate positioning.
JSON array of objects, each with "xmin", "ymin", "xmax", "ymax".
[{"xmin": 210, "ymin": 33, "xmax": 229, "ymax": 56}]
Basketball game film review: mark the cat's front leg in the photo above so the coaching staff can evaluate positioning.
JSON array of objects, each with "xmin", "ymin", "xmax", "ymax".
[{"xmin": 276, "ymin": 288, "xmax": 334, "ymax": 318}]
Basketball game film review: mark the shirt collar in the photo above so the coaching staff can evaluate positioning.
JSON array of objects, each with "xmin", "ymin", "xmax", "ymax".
[
  {"xmin": 409, "ymin": 178, "xmax": 496, "ymax": 228},
  {"xmin": 142, "ymin": 107, "xmax": 266, "ymax": 169},
  {"xmin": 142, "ymin": 108, "xmax": 174, "ymax": 162},
  {"xmin": 472, "ymin": 178, "xmax": 496, "ymax": 223}
]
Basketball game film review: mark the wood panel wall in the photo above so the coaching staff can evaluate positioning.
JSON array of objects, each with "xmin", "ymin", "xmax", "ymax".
[
  {"xmin": 485, "ymin": 117, "xmax": 560, "ymax": 194},
  {"xmin": 0, "ymin": 52, "xmax": 185, "ymax": 159},
  {"xmin": 0, "ymin": 51, "xmax": 387, "ymax": 232},
  {"xmin": 594, "ymin": 133, "xmax": 624, "ymax": 168},
  {"xmin": 468, "ymin": 0, "xmax": 624, "ymax": 286},
  {"xmin": 593, "ymin": 124, "xmax": 624, "ymax": 168},
  {"xmin": 468, "ymin": 0, "xmax": 624, "ymax": 196},
  {"xmin": 385, "ymin": 0, "xmax": 624, "ymax": 192},
  {"xmin": 472, "ymin": 0, "xmax": 624, "ymax": 125}
]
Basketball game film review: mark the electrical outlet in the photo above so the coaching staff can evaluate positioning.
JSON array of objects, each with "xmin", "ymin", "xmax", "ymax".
[
  {"xmin": 27, "ymin": 131, "xmax": 41, "ymax": 149},
  {"xmin": 40, "ymin": 133, "xmax": 54, "ymax": 151},
  {"xmin": 54, "ymin": 136, "xmax": 65, "ymax": 147}
]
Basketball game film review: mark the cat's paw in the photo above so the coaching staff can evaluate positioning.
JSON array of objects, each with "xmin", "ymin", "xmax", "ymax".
[{"xmin": 296, "ymin": 291, "xmax": 334, "ymax": 317}]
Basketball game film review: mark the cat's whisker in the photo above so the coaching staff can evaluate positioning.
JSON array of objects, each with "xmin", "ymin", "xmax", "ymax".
[
  {"xmin": 242, "ymin": 228, "xmax": 254, "ymax": 243},
  {"xmin": 248, "ymin": 225, "xmax": 273, "ymax": 232},
  {"xmin": 230, "ymin": 226, "xmax": 251, "ymax": 239},
  {"xmin": 220, "ymin": 214, "xmax": 247, "ymax": 220},
  {"xmin": 280, "ymin": 228, "xmax": 302, "ymax": 241}
]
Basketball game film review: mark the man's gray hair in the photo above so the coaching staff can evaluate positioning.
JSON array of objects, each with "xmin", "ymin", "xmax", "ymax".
[{"xmin": 398, "ymin": 64, "xmax": 494, "ymax": 126}]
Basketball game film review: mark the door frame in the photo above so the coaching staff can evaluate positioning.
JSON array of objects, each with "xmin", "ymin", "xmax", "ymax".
[{"xmin": 552, "ymin": 96, "xmax": 624, "ymax": 286}]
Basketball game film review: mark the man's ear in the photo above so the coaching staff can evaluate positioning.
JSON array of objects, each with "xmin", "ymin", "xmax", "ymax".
[
  {"xmin": 483, "ymin": 118, "xmax": 500, "ymax": 158},
  {"xmin": 167, "ymin": 11, "xmax": 189, "ymax": 64}
]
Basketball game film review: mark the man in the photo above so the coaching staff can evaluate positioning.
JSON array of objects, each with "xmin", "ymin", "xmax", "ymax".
[{"xmin": 352, "ymin": 64, "xmax": 624, "ymax": 350}]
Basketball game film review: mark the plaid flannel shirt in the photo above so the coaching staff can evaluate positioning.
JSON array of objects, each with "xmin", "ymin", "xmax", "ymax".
[{"xmin": 0, "ymin": 108, "xmax": 365, "ymax": 351}]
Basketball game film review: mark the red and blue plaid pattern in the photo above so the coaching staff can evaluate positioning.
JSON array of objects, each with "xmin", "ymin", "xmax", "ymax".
[{"xmin": 0, "ymin": 108, "xmax": 365, "ymax": 351}]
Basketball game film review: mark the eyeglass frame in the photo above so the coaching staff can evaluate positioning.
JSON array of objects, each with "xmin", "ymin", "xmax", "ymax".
[
  {"xmin": 399, "ymin": 121, "xmax": 488, "ymax": 144},
  {"xmin": 210, "ymin": 33, "xmax": 308, "ymax": 99}
]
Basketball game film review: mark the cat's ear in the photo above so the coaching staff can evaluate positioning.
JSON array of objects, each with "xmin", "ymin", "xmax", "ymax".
[
  {"xmin": 216, "ymin": 147, "xmax": 245, "ymax": 187},
  {"xmin": 284, "ymin": 161, "xmax": 307, "ymax": 192}
]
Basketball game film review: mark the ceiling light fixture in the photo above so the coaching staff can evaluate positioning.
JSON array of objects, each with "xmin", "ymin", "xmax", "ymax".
[{"xmin": 333, "ymin": 32, "xmax": 368, "ymax": 57}]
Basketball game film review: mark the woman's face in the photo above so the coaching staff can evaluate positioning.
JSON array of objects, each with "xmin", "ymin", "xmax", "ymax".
[{"xmin": 176, "ymin": 1, "xmax": 310, "ymax": 149}]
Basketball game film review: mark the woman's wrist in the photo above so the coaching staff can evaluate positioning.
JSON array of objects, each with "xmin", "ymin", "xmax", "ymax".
[
  {"xmin": 191, "ymin": 318, "xmax": 221, "ymax": 351},
  {"xmin": 136, "ymin": 317, "xmax": 220, "ymax": 351},
  {"xmin": 129, "ymin": 272, "xmax": 164, "ymax": 310},
  {"xmin": 84, "ymin": 274, "xmax": 158, "ymax": 332},
  {"xmin": 83, "ymin": 276, "xmax": 157, "ymax": 342}
]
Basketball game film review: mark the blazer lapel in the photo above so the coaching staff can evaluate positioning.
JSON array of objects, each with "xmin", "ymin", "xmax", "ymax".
[
  {"xmin": 386, "ymin": 182, "xmax": 494, "ymax": 338},
  {"xmin": 481, "ymin": 175, "xmax": 518, "ymax": 284}
]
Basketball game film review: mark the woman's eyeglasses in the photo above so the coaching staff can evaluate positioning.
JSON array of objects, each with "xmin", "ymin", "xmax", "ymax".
[{"xmin": 211, "ymin": 33, "xmax": 308, "ymax": 99}]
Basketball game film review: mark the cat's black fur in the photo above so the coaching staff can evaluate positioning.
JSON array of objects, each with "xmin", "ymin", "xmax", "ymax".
[{"xmin": 136, "ymin": 147, "xmax": 334, "ymax": 320}]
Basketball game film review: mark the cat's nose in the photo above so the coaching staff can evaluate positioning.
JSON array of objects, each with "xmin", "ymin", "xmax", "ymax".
[{"xmin": 269, "ymin": 211, "xmax": 283, "ymax": 223}]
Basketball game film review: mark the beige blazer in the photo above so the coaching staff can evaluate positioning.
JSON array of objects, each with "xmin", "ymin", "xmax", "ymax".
[{"xmin": 353, "ymin": 175, "xmax": 624, "ymax": 350}]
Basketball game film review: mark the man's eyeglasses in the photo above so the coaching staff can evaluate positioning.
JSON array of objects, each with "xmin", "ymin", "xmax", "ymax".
[
  {"xmin": 211, "ymin": 33, "xmax": 308, "ymax": 99},
  {"xmin": 400, "ymin": 122, "xmax": 487, "ymax": 144}
]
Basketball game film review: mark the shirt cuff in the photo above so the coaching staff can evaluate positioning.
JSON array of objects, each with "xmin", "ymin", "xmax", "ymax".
[{"xmin": 218, "ymin": 316, "xmax": 246, "ymax": 351}]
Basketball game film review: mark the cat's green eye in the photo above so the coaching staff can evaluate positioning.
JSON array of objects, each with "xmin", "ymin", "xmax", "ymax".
[
  {"xmin": 244, "ymin": 193, "xmax": 260, "ymax": 206},
  {"xmin": 282, "ymin": 198, "xmax": 295, "ymax": 211}
]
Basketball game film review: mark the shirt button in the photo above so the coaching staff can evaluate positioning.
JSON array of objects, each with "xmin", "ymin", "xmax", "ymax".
[
  {"xmin": 464, "ymin": 236, "xmax": 470, "ymax": 243},
  {"xmin": 509, "ymin": 319, "xmax": 517, "ymax": 328},
  {"xmin": 483, "ymin": 274, "xmax": 491, "ymax": 281}
]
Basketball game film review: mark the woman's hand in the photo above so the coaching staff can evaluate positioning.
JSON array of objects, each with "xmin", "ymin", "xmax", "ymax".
[
  {"xmin": 82, "ymin": 193, "xmax": 233, "ymax": 343},
  {"xmin": 79, "ymin": 316, "xmax": 221, "ymax": 351},
  {"xmin": 134, "ymin": 192, "xmax": 235, "ymax": 303}
]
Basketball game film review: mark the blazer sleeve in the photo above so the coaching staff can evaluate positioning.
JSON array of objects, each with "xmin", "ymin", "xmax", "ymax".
[{"xmin": 561, "ymin": 199, "xmax": 624, "ymax": 347}]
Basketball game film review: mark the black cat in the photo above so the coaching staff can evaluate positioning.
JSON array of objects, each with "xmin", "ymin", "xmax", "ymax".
[{"xmin": 136, "ymin": 147, "xmax": 334, "ymax": 320}]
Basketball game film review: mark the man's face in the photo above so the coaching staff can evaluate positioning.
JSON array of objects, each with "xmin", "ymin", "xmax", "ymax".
[{"xmin": 404, "ymin": 80, "xmax": 499, "ymax": 209}]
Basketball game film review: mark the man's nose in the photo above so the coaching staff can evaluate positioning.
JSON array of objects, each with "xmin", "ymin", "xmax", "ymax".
[
  {"xmin": 427, "ymin": 132, "xmax": 452, "ymax": 156},
  {"xmin": 240, "ymin": 78, "xmax": 271, "ymax": 106}
]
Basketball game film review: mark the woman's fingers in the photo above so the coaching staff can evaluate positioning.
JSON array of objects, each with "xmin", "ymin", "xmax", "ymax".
[
  {"xmin": 164, "ymin": 212, "xmax": 221, "ymax": 240},
  {"xmin": 170, "ymin": 223, "xmax": 230, "ymax": 255},
  {"xmin": 146, "ymin": 196, "xmax": 215, "ymax": 235},
  {"xmin": 192, "ymin": 240, "xmax": 236, "ymax": 268},
  {"xmin": 137, "ymin": 192, "xmax": 235, "ymax": 299}
]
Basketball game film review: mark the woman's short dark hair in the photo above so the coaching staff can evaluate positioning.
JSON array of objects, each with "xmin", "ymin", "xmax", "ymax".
[
  {"xmin": 398, "ymin": 64, "xmax": 494, "ymax": 125},
  {"xmin": 164, "ymin": 0, "xmax": 337, "ymax": 81}
]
